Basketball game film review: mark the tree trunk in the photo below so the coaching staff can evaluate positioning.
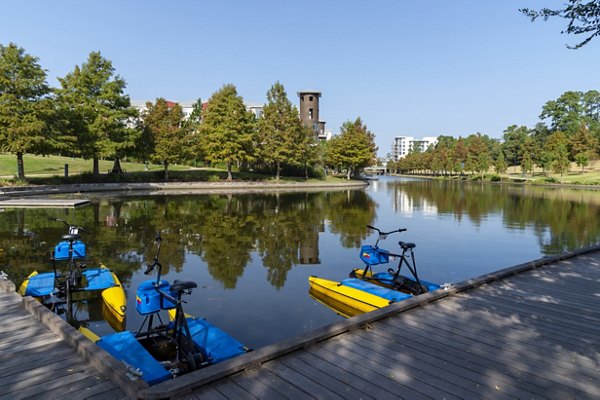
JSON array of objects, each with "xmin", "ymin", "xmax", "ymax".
[
  {"xmin": 93, "ymin": 157, "xmax": 100, "ymax": 176},
  {"xmin": 111, "ymin": 158, "xmax": 123, "ymax": 174},
  {"xmin": 16, "ymin": 152, "xmax": 25, "ymax": 180},
  {"xmin": 227, "ymin": 163, "xmax": 233, "ymax": 181},
  {"xmin": 346, "ymin": 168, "xmax": 351, "ymax": 180},
  {"xmin": 163, "ymin": 160, "xmax": 169, "ymax": 181},
  {"xmin": 276, "ymin": 161, "xmax": 280, "ymax": 181}
]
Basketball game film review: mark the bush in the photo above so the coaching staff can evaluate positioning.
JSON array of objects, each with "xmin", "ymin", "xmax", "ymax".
[
  {"xmin": 489, "ymin": 175, "xmax": 502, "ymax": 182},
  {"xmin": 208, "ymin": 174, "xmax": 221, "ymax": 182}
]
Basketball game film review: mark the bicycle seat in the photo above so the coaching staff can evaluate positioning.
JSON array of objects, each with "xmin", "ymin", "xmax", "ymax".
[
  {"xmin": 62, "ymin": 233, "xmax": 81, "ymax": 241},
  {"xmin": 171, "ymin": 280, "xmax": 198, "ymax": 292},
  {"xmin": 398, "ymin": 241, "xmax": 416, "ymax": 250}
]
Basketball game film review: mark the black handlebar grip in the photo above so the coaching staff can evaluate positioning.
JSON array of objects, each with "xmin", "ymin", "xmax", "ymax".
[{"xmin": 144, "ymin": 264, "xmax": 154, "ymax": 275}]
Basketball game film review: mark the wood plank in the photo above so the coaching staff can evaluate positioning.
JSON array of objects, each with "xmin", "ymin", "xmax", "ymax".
[
  {"xmin": 419, "ymin": 302, "xmax": 599, "ymax": 372},
  {"xmin": 307, "ymin": 341, "xmax": 431, "ymax": 400},
  {"xmin": 383, "ymin": 311, "xmax": 600, "ymax": 397},
  {"xmin": 231, "ymin": 368, "xmax": 295, "ymax": 399},
  {"xmin": 294, "ymin": 350, "xmax": 383, "ymax": 400},
  {"xmin": 240, "ymin": 367, "xmax": 314, "ymax": 400},
  {"xmin": 279, "ymin": 352, "xmax": 375, "ymax": 400},
  {"xmin": 343, "ymin": 331, "xmax": 500, "ymax": 399},
  {"xmin": 209, "ymin": 379, "xmax": 259, "ymax": 400},
  {"xmin": 36, "ymin": 375, "xmax": 115, "ymax": 399},
  {"xmin": 0, "ymin": 349, "xmax": 76, "ymax": 378},
  {"xmin": 337, "ymin": 333, "xmax": 472, "ymax": 399},
  {"xmin": 263, "ymin": 357, "xmax": 347, "ymax": 400},
  {"xmin": 374, "ymin": 317, "xmax": 579, "ymax": 399},
  {"xmin": 462, "ymin": 290, "xmax": 600, "ymax": 338},
  {"xmin": 180, "ymin": 385, "xmax": 229, "ymax": 400}
]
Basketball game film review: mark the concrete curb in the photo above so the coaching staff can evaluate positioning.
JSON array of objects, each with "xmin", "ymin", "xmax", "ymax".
[{"xmin": 0, "ymin": 180, "xmax": 369, "ymax": 197}]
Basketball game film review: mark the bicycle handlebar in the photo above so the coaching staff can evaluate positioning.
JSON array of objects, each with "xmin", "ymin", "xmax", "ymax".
[
  {"xmin": 367, "ymin": 225, "xmax": 407, "ymax": 236},
  {"xmin": 48, "ymin": 217, "xmax": 87, "ymax": 233}
]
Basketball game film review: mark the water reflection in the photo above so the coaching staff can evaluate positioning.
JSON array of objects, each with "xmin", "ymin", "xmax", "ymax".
[
  {"xmin": 1, "ymin": 190, "xmax": 377, "ymax": 291},
  {"xmin": 382, "ymin": 179, "xmax": 600, "ymax": 254},
  {"xmin": 1, "ymin": 180, "xmax": 599, "ymax": 348}
]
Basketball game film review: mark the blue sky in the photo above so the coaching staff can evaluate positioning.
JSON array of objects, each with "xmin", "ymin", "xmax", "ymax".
[{"xmin": 2, "ymin": 1, "xmax": 599, "ymax": 156}]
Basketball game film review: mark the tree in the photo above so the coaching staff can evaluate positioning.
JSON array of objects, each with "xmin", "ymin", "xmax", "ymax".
[
  {"xmin": 570, "ymin": 122, "xmax": 598, "ymax": 171},
  {"xmin": 494, "ymin": 150, "xmax": 508, "ymax": 174},
  {"xmin": 141, "ymin": 98, "xmax": 188, "ymax": 180},
  {"xmin": 183, "ymin": 98, "xmax": 204, "ymax": 165},
  {"xmin": 296, "ymin": 125, "xmax": 319, "ymax": 179},
  {"xmin": 257, "ymin": 82, "xmax": 305, "ymax": 180},
  {"xmin": 465, "ymin": 133, "xmax": 490, "ymax": 179},
  {"xmin": 200, "ymin": 84, "xmax": 255, "ymax": 181},
  {"xmin": 56, "ymin": 51, "xmax": 137, "ymax": 176},
  {"xmin": 521, "ymin": 1, "xmax": 600, "ymax": 49},
  {"xmin": 502, "ymin": 125, "xmax": 529, "ymax": 166},
  {"xmin": 325, "ymin": 118, "xmax": 377, "ymax": 180},
  {"xmin": 545, "ymin": 131, "xmax": 571, "ymax": 176},
  {"xmin": 0, "ymin": 43, "xmax": 53, "ymax": 179}
]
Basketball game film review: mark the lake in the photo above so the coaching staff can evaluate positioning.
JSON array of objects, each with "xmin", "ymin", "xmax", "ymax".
[{"xmin": 2, "ymin": 176, "xmax": 599, "ymax": 349}]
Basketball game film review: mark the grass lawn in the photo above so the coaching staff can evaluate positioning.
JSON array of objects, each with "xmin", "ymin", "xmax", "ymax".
[
  {"xmin": 0, "ymin": 153, "xmax": 351, "ymax": 185},
  {"xmin": 505, "ymin": 163, "xmax": 600, "ymax": 185},
  {"xmin": 0, "ymin": 154, "xmax": 191, "ymax": 177}
]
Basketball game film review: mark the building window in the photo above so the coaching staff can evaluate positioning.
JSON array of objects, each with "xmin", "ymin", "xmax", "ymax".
[
  {"xmin": 301, "ymin": 95, "xmax": 304, "ymax": 101},
  {"xmin": 309, "ymin": 96, "xmax": 313, "ymax": 101},
  {"xmin": 309, "ymin": 108, "xmax": 313, "ymax": 119}
]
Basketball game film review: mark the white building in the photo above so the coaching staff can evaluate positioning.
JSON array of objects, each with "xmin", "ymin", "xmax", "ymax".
[
  {"xmin": 391, "ymin": 136, "xmax": 438, "ymax": 160},
  {"xmin": 132, "ymin": 99, "xmax": 264, "ymax": 120}
]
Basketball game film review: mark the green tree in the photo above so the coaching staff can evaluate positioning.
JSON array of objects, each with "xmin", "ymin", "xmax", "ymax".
[
  {"xmin": 201, "ymin": 84, "xmax": 255, "ymax": 181},
  {"xmin": 56, "ymin": 51, "xmax": 137, "ymax": 176},
  {"xmin": 570, "ymin": 122, "xmax": 598, "ymax": 171},
  {"xmin": 296, "ymin": 125, "xmax": 318, "ymax": 179},
  {"xmin": 183, "ymin": 98, "xmax": 204, "ymax": 165},
  {"xmin": 540, "ymin": 91, "xmax": 586, "ymax": 136},
  {"xmin": 493, "ymin": 146, "xmax": 508, "ymax": 174},
  {"xmin": 141, "ymin": 98, "xmax": 187, "ymax": 180},
  {"xmin": 502, "ymin": 125, "xmax": 529, "ymax": 166},
  {"xmin": 0, "ymin": 43, "xmax": 53, "ymax": 179},
  {"xmin": 465, "ymin": 133, "xmax": 490, "ymax": 178},
  {"xmin": 257, "ymin": 82, "xmax": 305, "ymax": 180},
  {"xmin": 325, "ymin": 118, "xmax": 377, "ymax": 180},
  {"xmin": 521, "ymin": 1, "xmax": 600, "ymax": 49},
  {"xmin": 545, "ymin": 131, "xmax": 571, "ymax": 176}
]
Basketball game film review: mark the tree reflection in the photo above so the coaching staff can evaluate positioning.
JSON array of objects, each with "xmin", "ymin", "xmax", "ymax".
[
  {"xmin": 386, "ymin": 180, "xmax": 600, "ymax": 254},
  {"xmin": 326, "ymin": 190, "xmax": 377, "ymax": 248}
]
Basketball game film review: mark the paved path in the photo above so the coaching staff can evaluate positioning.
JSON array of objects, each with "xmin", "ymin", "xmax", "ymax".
[{"xmin": 139, "ymin": 246, "xmax": 600, "ymax": 399}]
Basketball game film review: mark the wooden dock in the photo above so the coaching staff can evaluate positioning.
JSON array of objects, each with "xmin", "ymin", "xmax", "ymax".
[
  {"xmin": 0, "ymin": 279, "xmax": 146, "ymax": 399},
  {"xmin": 139, "ymin": 246, "xmax": 600, "ymax": 399},
  {"xmin": 2, "ymin": 246, "xmax": 599, "ymax": 399},
  {"xmin": 0, "ymin": 198, "xmax": 89, "ymax": 208}
]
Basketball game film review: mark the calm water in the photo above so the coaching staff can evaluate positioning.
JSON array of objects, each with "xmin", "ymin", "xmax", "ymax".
[{"xmin": 2, "ymin": 176, "xmax": 599, "ymax": 348}]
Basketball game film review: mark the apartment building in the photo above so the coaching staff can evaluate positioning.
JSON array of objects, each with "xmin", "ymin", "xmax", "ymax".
[{"xmin": 391, "ymin": 136, "xmax": 438, "ymax": 160}]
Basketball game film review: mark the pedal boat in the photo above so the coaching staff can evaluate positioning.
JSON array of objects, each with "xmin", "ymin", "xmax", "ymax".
[
  {"xmin": 18, "ymin": 265, "xmax": 126, "ymax": 324},
  {"xmin": 84, "ymin": 280, "xmax": 249, "ymax": 386},
  {"xmin": 350, "ymin": 268, "xmax": 441, "ymax": 293},
  {"xmin": 308, "ymin": 275, "xmax": 413, "ymax": 315}
]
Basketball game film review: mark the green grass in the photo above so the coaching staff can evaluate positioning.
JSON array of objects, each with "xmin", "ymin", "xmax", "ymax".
[
  {"xmin": 0, "ymin": 153, "xmax": 350, "ymax": 185},
  {"xmin": 0, "ymin": 153, "xmax": 194, "ymax": 176}
]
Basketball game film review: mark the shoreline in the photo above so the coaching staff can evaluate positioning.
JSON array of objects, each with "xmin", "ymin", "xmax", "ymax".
[{"xmin": 0, "ymin": 180, "xmax": 370, "ymax": 198}]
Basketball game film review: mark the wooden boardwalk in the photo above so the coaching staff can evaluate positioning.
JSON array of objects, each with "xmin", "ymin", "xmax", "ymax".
[
  {"xmin": 0, "ymin": 279, "xmax": 145, "ymax": 399},
  {"xmin": 140, "ymin": 246, "xmax": 600, "ymax": 399}
]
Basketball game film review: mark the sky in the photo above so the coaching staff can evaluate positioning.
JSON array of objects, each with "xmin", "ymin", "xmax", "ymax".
[{"xmin": 2, "ymin": 0, "xmax": 599, "ymax": 157}]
